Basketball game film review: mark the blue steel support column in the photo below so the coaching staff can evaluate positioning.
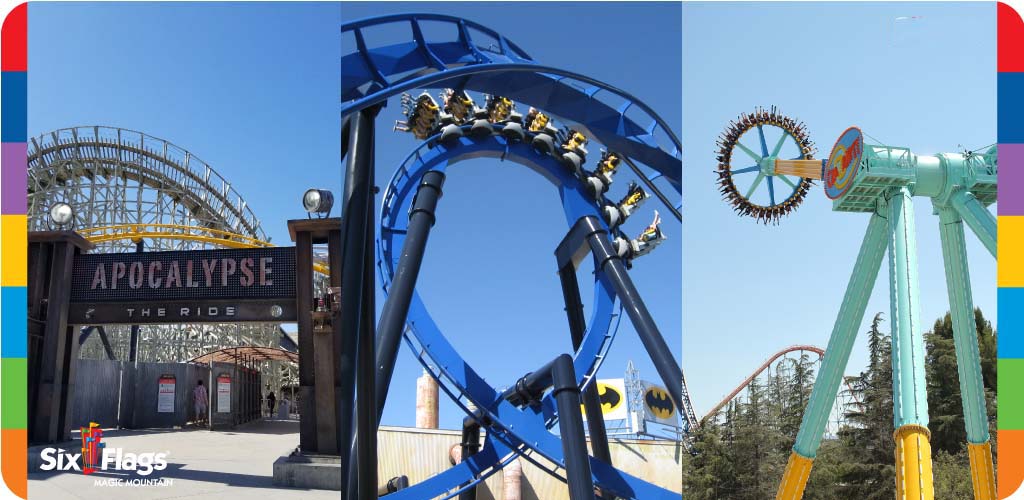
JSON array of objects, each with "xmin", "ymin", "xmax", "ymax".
[
  {"xmin": 346, "ymin": 171, "xmax": 446, "ymax": 491},
  {"xmin": 578, "ymin": 217, "xmax": 684, "ymax": 413},
  {"xmin": 374, "ymin": 171, "xmax": 445, "ymax": 421},
  {"xmin": 558, "ymin": 264, "xmax": 613, "ymax": 467},
  {"xmin": 551, "ymin": 353, "xmax": 596, "ymax": 500},
  {"xmin": 338, "ymin": 106, "xmax": 378, "ymax": 494},
  {"xmin": 887, "ymin": 187, "xmax": 933, "ymax": 498},
  {"xmin": 358, "ymin": 214, "xmax": 377, "ymax": 500},
  {"xmin": 777, "ymin": 211, "xmax": 888, "ymax": 499},
  {"xmin": 950, "ymin": 190, "xmax": 996, "ymax": 258},
  {"xmin": 937, "ymin": 207, "xmax": 996, "ymax": 499}
]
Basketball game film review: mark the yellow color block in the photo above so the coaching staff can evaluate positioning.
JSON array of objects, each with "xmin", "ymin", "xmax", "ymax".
[
  {"xmin": 776, "ymin": 451, "xmax": 814, "ymax": 500},
  {"xmin": 894, "ymin": 424, "xmax": 935, "ymax": 499},
  {"xmin": 999, "ymin": 216, "xmax": 1024, "ymax": 287},
  {"xmin": 0, "ymin": 216, "xmax": 27, "ymax": 287},
  {"xmin": 967, "ymin": 441, "xmax": 996, "ymax": 500}
]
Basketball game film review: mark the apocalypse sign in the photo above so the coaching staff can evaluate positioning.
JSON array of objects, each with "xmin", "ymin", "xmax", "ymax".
[{"xmin": 68, "ymin": 247, "xmax": 298, "ymax": 324}]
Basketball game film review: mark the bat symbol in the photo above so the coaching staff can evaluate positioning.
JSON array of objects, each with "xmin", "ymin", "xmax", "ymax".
[
  {"xmin": 598, "ymin": 384, "xmax": 622, "ymax": 411},
  {"xmin": 644, "ymin": 388, "xmax": 675, "ymax": 419}
]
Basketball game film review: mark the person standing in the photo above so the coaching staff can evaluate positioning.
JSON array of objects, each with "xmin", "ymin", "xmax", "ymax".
[
  {"xmin": 267, "ymin": 391, "xmax": 276, "ymax": 418},
  {"xmin": 194, "ymin": 380, "xmax": 209, "ymax": 426}
]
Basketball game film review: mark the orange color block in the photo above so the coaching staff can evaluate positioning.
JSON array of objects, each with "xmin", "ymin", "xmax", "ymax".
[{"xmin": 1, "ymin": 428, "xmax": 26, "ymax": 499}]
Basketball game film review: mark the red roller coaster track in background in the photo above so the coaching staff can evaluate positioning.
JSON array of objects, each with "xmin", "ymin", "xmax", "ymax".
[{"xmin": 702, "ymin": 344, "xmax": 859, "ymax": 422}]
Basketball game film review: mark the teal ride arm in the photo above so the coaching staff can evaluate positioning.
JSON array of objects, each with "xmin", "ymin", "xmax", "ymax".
[
  {"xmin": 937, "ymin": 208, "xmax": 991, "ymax": 444},
  {"xmin": 950, "ymin": 190, "xmax": 997, "ymax": 258},
  {"xmin": 887, "ymin": 187, "xmax": 929, "ymax": 429},
  {"xmin": 792, "ymin": 211, "xmax": 888, "ymax": 458}
]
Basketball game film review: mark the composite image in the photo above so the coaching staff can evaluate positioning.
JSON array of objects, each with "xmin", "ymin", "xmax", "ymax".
[{"xmin": 0, "ymin": 1, "xmax": 1021, "ymax": 499}]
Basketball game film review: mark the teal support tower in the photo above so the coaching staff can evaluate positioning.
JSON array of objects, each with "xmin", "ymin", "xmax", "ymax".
[{"xmin": 709, "ymin": 118, "xmax": 1004, "ymax": 500}]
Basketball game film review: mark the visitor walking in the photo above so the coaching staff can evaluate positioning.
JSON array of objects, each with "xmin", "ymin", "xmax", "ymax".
[{"xmin": 194, "ymin": 380, "xmax": 208, "ymax": 426}]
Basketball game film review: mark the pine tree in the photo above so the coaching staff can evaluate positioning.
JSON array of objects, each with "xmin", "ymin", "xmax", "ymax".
[
  {"xmin": 829, "ymin": 312, "xmax": 895, "ymax": 499},
  {"xmin": 681, "ymin": 309, "xmax": 995, "ymax": 498}
]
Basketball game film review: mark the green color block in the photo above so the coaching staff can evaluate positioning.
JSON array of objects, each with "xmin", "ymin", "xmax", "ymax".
[
  {"xmin": 998, "ymin": 358, "xmax": 1024, "ymax": 430},
  {"xmin": 1, "ymin": 358, "xmax": 27, "ymax": 429}
]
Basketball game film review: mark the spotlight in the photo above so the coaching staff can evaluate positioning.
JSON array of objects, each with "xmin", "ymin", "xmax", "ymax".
[
  {"xmin": 302, "ymin": 189, "xmax": 334, "ymax": 218},
  {"xmin": 48, "ymin": 202, "xmax": 75, "ymax": 229}
]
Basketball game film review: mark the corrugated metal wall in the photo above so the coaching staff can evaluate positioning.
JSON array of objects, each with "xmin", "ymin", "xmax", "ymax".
[
  {"xmin": 71, "ymin": 359, "xmax": 267, "ymax": 430},
  {"xmin": 209, "ymin": 361, "xmax": 263, "ymax": 429},
  {"xmin": 70, "ymin": 359, "xmax": 125, "ymax": 429},
  {"xmin": 130, "ymin": 362, "xmax": 210, "ymax": 428},
  {"xmin": 376, "ymin": 426, "xmax": 683, "ymax": 499}
]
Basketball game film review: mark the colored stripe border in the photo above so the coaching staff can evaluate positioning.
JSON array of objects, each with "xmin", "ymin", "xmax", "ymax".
[
  {"xmin": 998, "ymin": 2, "xmax": 1024, "ymax": 499},
  {"xmin": 1, "ymin": 2, "xmax": 27, "ymax": 499}
]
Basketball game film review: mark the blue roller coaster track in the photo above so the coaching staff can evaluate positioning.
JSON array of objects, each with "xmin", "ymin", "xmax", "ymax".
[{"xmin": 342, "ymin": 13, "xmax": 690, "ymax": 499}]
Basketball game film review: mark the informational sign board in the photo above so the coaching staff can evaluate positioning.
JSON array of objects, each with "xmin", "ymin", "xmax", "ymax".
[
  {"xmin": 216, "ymin": 375, "xmax": 231, "ymax": 413},
  {"xmin": 581, "ymin": 379, "xmax": 628, "ymax": 422},
  {"xmin": 641, "ymin": 380, "xmax": 679, "ymax": 426},
  {"xmin": 157, "ymin": 375, "xmax": 176, "ymax": 413},
  {"xmin": 67, "ymin": 247, "xmax": 298, "ymax": 324}
]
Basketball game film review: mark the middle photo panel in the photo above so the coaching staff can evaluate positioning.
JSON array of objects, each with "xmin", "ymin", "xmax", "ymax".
[{"xmin": 342, "ymin": 1, "xmax": 684, "ymax": 498}]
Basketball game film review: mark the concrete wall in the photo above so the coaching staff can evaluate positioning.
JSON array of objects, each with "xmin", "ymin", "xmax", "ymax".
[{"xmin": 376, "ymin": 426, "xmax": 683, "ymax": 499}]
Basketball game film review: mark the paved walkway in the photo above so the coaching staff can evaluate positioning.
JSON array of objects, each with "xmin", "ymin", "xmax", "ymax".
[{"xmin": 28, "ymin": 419, "xmax": 340, "ymax": 499}]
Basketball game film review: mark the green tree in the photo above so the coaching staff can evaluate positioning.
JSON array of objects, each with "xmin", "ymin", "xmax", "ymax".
[
  {"xmin": 682, "ymin": 309, "xmax": 995, "ymax": 498},
  {"xmin": 826, "ymin": 312, "xmax": 895, "ymax": 499},
  {"xmin": 924, "ymin": 309, "xmax": 998, "ymax": 456}
]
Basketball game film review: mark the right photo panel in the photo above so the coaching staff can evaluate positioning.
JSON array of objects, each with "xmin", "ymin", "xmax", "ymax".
[{"xmin": 682, "ymin": 3, "xmax": 997, "ymax": 499}]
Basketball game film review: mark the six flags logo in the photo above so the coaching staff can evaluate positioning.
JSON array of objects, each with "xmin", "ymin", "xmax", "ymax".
[
  {"xmin": 82, "ymin": 422, "xmax": 104, "ymax": 474},
  {"xmin": 39, "ymin": 422, "xmax": 168, "ymax": 476}
]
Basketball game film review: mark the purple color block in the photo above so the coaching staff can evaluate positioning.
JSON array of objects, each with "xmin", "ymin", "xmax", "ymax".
[
  {"xmin": 1001, "ymin": 144, "xmax": 1024, "ymax": 216},
  {"xmin": 1, "ymin": 142, "xmax": 27, "ymax": 214}
]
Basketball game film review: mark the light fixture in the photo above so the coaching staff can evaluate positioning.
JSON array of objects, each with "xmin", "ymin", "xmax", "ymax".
[
  {"xmin": 302, "ymin": 189, "xmax": 334, "ymax": 218},
  {"xmin": 48, "ymin": 202, "xmax": 75, "ymax": 229},
  {"xmin": 270, "ymin": 305, "xmax": 283, "ymax": 318}
]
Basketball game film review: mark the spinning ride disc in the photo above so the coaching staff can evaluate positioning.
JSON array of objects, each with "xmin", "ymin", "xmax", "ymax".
[{"xmin": 716, "ymin": 106, "xmax": 816, "ymax": 224}]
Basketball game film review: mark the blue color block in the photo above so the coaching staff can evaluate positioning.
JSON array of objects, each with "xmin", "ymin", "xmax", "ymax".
[
  {"xmin": 1, "ymin": 287, "xmax": 27, "ymax": 357},
  {"xmin": 999, "ymin": 72, "xmax": 1024, "ymax": 144},
  {"xmin": 999, "ymin": 287, "xmax": 1024, "ymax": 358},
  {"xmin": 0, "ymin": 72, "xmax": 27, "ymax": 142}
]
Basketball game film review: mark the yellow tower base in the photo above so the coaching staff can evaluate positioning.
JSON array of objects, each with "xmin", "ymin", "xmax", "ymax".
[
  {"xmin": 776, "ymin": 451, "xmax": 814, "ymax": 500},
  {"xmin": 966, "ymin": 441, "xmax": 996, "ymax": 500},
  {"xmin": 894, "ymin": 424, "xmax": 935, "ymax": 499}
]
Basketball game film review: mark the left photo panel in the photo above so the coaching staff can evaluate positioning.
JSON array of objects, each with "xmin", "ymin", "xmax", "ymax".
[
  {"xmin": 21, "ymin": 2, "xmax": 342, "ymax": 499},
  {"xmin": 4, "ymin": 1, "xmax": 685, "ymax": 499}
]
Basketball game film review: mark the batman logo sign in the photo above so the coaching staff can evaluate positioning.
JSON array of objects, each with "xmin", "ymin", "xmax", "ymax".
[
  {"xmin": 582, "ymin": 382, "xmax": 623, "ymax": 416},
  {"xmin": 644, "ymin": 387, "xmax": 675, "ymax": 419}
]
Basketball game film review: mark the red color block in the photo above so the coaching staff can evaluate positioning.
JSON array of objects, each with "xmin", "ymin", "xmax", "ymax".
[
  {"xmin": 1000, "ymin": 2, "xmax": 1024, "ymax": 72},
  {"xmin": 1, "ymin": 3, "xmax": 26, "ymax": 72}
]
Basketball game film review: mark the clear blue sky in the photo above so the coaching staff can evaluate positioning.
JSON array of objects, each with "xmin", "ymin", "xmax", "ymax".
[
  {"xmin": 29, "ymin": 2, "xmax": 683, "ymax": 431},
  {"xmin": 682, "ymin": 2, "xmax": 997, "ymax": 416},
  {"xmin": 28, "ymin": 1, "xmax": 343, "ymax": 234}
]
